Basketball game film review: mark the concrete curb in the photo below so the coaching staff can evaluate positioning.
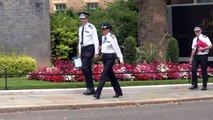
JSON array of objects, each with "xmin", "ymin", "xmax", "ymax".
[{"xmin": 0, "ymin": 96, "xmax": 213, "ymax": 113}]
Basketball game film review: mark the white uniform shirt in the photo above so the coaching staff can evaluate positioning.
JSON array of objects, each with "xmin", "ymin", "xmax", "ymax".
[
  {"xmin": 191, "ymin": 34, "xmax": 212, "ymax": 55},
  {"xmin": 101, "ymin": 32, "xmax": 123, "ymax": 63},
  {"xmin": 78, "ymin": 22, "xmax": 99, "ymax": 54}
]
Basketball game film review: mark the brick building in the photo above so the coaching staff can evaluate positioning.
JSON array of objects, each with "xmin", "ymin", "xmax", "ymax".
[{"xmin": 49, "ymin": 0, "xmax": 116, "ymax": 12}]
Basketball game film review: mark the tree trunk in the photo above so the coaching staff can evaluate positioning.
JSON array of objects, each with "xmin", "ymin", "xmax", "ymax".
[
  {"xmin": 138, "ymin": 0, "xmax": 168, "ymax": 44},
  {"xmin": 138, "ymin": 0, "xmax": 169, "ymax": 61}
]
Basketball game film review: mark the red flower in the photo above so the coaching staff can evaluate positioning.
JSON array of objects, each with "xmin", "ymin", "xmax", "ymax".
[{"xmin": 28, "ymin": 59, "xmax": 212, "ymax": 82}]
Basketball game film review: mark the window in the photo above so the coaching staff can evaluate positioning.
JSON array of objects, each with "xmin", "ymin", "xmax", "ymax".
[
  {"xmin": 197, "ymin": 0, "xmax": 213, "ymax": 3},
  {"xmin": 54, "ymin": 3, "xmax": 66, "ymax": 12},
  {"xmin": 87, "ymin": 2, "xmax": 98, "ymax": 9}
]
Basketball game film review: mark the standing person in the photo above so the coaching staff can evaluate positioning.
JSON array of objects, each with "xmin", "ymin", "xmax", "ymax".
[
  {"xmin": 93, "ymin": 23, "xmax": 123, "ymax": 99},
  {"xmin": 78, "ymin": 12, "xmax": 99, "ymax": 95},
  {"xmin": 189, "ymin": 26, "xmax": 212, "ymax": 90}
]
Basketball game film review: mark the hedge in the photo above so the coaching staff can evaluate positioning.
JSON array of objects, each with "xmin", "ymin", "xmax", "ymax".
[{"xmin": 0, "ymin": 55, "xmax": 35, "ymax": 76}]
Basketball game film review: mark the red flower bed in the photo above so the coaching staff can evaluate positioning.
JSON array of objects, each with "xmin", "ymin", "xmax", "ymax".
[{"xmin": 28, "ymin": 59, "xmax": 213, "ymax": 82}]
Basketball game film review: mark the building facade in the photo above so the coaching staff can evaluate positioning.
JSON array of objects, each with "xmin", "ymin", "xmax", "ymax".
[
  {"xmin": 168, "ymin": 0, "xmax": 213, "ymax": 62},
  {"xmin": 50, "ymin": 0, "xmax": 116, "ymax": 12},
  {"xmin": 0, "ymin": 0, "xmax": 51, "ymax": 69},
  {"xmin": 171, "ymin": 0, "xmax": 213, "ymax": 4}
]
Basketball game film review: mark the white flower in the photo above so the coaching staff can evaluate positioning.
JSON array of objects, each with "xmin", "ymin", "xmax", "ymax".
[
  {"xmin": 157, "ymin": 64, "xmax": 168, "ymax": 72},
  {"xmin": 179, "ymin": 68, "xmax": 189, "ymax": 79},
  {"xmin": 26, "ymin": 72, "xmax": 31, "ymax": 79},
  {"xmin": 157, "ymin": 64, "xmax": 168, "ymax": 78},
  {"xmin": 64, "ymin": 75, "xmax": 74, "ymax": 81},
  {"xmin": 125, "ymin": 74, "xmax": 135, "ymax": 81}
]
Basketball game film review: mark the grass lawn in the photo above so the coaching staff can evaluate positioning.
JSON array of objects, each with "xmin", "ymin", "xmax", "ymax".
[{"xmin": 1, "ymin": 77, "xmax": 213, "ymax": 90}]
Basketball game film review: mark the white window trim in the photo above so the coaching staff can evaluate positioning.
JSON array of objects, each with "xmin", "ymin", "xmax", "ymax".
[
  {"xmin": 86, "ymin": 2, "xmax": 98, "ymax": 9},
  {"xmin": 54, "ymin": 3, "xmax": 66, "ymax": 12}
]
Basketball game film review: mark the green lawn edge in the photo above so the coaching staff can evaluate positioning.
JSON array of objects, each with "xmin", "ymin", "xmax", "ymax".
[{"xmin": 1, "ymin": 77, "xmax": 213, "ymax": 90}]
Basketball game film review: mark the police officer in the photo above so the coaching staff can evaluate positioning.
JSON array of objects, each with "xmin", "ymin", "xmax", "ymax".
[
  {"xmin": 78, "ymin": 12, "xmax": 99, "ymax": 95},
  {"xmin": 93, "ymin": 23, "xmax": 123, "ymax": 99},
  {"xmin": 189, "ymin": 26, "xmax": 212, "ymax": 90}
]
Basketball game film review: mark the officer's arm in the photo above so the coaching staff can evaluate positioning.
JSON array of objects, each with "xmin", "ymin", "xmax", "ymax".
[
  {"xmin": 78, "ymin": 28, "xmax": 81, "ymax": 55},
  {"xmin": 111, "ymin": 37, "xmax": 124, "ymax": 64},
  {"xmin": 92, "ymin": 27, "xmax": 99, "ymax": 55},
  {"xmin": 204, "ymin": 37, "xmax": 212, "ymax": 50},
  {"xmin": 189, "ymin": 39, "xmax": 196, "ymax": 63}
]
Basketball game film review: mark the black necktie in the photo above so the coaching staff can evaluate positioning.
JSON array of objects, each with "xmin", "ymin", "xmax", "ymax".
[
  {"xmin": 195, "ymin": 36, "xmax": 199, "ymax": 55},
  {"xmin": 102, "ymin": 36, "xmax": 107, "ymax": 44},
  {"xmin": 80, "ymin": 26, "xmax": 84, "ymax": 45}
]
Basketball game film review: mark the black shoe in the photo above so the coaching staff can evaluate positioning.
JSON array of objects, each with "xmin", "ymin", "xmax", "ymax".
[
  {"xmin": 201, "ymin": 87, "xmax": 207, "ymax": 91},
  {"xmin": 113, "ymin": 94, "xmax": 123, "ymax": 98},
  {"xmin": 189, "ymin": 86, "xmax": 198, "ymax": 90},
  {"xmin": 83, "ymin": 89, "xmax": 95, "ymax": 95},
  {"xmin": 93, "ymin": 94, "xmax": 100, "ymax": 99}
]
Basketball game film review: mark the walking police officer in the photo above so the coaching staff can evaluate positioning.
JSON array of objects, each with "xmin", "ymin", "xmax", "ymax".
[
  {"xmin": 189, "ymin": 26, "xmax": 212, "ymax": 90},
  {"xmin": 78, "ymin": 12, "xmax": 99, "ymax": 95},
  {"xmin": 93, "ymin": 23, "xmax": 123, "ymax": 99}
]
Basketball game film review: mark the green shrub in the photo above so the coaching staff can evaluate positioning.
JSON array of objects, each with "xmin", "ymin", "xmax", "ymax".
[
  {"xmin": 50, "ymin": 10, "xmax": 79, "ymax": 62},
  {"xmin": 0, "ymin": 54, "xmax": 35, "ymax": 76},
  {"xmin": 136, "ymin": 33, "xmax": 168, "ymax": 63},
  {"xmin": 123, "ymin": 36, "xmax": 137, "ymax": 64},
  {"xmin": 167, "ymin": 37, "xmax": 179, "ymax": 62},
  {"xmin": 50, "ymin": 1, "xmax": 138, "ymax": 63},
  {"xmin": 136, "ymin": 42, "xmax": 158, "ymax": 63}
]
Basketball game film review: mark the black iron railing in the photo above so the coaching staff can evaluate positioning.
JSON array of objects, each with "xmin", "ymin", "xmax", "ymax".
[{"xmin": 1, "ymin": 68, "xmax": 213, "ymax": 90}]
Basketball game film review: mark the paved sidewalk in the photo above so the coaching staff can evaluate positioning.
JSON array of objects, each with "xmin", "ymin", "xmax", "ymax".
[{"xmin": 0, "ymin": 83, "xmax": 213, "ymax": 113}]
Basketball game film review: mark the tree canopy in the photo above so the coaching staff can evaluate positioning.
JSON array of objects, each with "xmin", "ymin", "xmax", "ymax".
[{"xmin": 50, "ymin": 0, "xmax": 139, "ymax": 62}]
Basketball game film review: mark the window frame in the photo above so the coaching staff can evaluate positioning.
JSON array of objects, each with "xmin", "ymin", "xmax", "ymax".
[
  {"xmin": 54, "ymin": 3, "xmax": 66, "ymax": 12},
  {"xmin": 197, "ymin": 0, "xmax": 213, "ymax": 3},
  {"xmin": 86, "ymin": 2, "xmax": 98, "ymax": 9}
]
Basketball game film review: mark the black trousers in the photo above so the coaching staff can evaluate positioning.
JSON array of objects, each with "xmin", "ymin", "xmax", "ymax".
[
  {"xmin": 191, "ymin": 54, "xmax": 208, "ymax": 88},
  {"xmin": 80, "ymin": 44, "xmax": 95, "ymax": 89},
  {"xmin": 95, "ymin": 53, "xmax": 122, "ymax": 96}
]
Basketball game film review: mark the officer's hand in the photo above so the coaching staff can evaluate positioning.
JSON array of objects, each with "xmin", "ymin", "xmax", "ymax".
[
  {"xmin": 189, "ymin": 58, "xmax": 192, "ymax": 65},
  {"xmin": 198, "ymin": 47, "xmax": 203, "ymax": 51},
  {"xmin": 94, "ymin": 54, "xmax": 99, "ymax": 58},
  {"xmin": 189, "ymin": 60, "xmax": 192, "ymax": 65},
  {"xmin": 198, "ymin": 47, "xmax": 206, "ymax": 52},
  {"xmin": 98, "ymin": 46, "xmax": 102, "ymax": 50}
]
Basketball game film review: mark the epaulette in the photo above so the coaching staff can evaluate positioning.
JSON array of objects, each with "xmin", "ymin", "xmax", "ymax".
[
  {"xmin": 110, "ymin": 34, "xmax": 115, "ymax": 38},
  {"xmin": 88, "ymin": 24, "xmax": 93, "ymax": 29},
  {"xmin": 202, "ymin": 35, "xmax": 207, "ymax": 38}
]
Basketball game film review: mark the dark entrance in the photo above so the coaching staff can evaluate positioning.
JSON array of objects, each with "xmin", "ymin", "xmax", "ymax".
[{"xmin": 168, "ymin": 4, "xmax": 213, "ymax": 62}]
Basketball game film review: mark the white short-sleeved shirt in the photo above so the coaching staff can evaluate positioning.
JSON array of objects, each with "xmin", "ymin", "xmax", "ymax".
[
  {"xmin": 191, "ymin": 34, "xmax": 212, "ymax": 55},
  {"xmin": 101, "ymin": 32, "xmax": 123, "ymax": 63},
  {"xmin": 78, "ymin": 22, "xmax": 99, "ymax": 54}
]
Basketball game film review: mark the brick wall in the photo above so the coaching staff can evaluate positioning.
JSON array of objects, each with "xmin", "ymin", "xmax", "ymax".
[
  {"xmin": 0, "ymin": 0, "xmax": 51, "ymax": 70},
  {"xmin": 49, "ymin": 0, "xmax": 117, "ymax": 12}
]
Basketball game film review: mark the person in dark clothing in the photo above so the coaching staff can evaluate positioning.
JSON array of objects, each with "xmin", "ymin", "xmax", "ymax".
[
  {"xmin": 78, "ymin": 12, "xmax": 99, "ymax": 95},
  {"xmin": 93, "ymin": 23, "xmax": 124, "ymax": 99},
  {"xmin": 189, "ymin": 26, "xmax": 212, "ymax": 90}
]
